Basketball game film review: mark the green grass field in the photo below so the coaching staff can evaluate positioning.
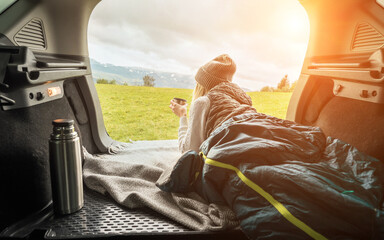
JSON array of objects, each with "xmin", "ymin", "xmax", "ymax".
[{"xmin": 95, "ymin": 84, "xmax": 292, "ymax": 141}]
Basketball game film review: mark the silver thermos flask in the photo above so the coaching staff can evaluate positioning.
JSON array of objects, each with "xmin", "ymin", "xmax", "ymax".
[{"xmin": 49, "ymin": 119, "xmax": 83, "ymax": 215}]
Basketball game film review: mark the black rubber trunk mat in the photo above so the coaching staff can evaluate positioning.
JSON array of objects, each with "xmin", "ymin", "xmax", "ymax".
[
  {"xmin": 39, "ymin": 188, "xmax": 193, "ymax": 239},
  {"xmin": 35, "ymin": 188, "xmax": 248, "ymax": 240}
]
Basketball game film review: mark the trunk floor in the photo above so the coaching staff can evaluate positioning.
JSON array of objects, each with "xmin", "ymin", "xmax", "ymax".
[
  {"xmin": 40, "ymin": 187, "xmax": 193, "ymax": 239},
  {"xmin": 37, "ymin": 188, "xmax": 247, "ymax": 239}
]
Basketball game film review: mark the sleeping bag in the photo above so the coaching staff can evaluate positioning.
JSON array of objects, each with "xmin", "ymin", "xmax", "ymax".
[{"xmin": 157, "ymin": 112, "xmax": 384, "ymax": 239}]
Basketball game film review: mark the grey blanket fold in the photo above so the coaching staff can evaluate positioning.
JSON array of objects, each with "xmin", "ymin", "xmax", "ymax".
[{"xmin": 83, "ymin": 140, "xmax": 239, "ymax": 231}]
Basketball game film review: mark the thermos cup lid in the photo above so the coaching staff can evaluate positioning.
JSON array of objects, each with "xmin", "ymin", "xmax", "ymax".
[
  {"xmin": 173, "ymin": 97, "xmax": 187, "ymax": 102},
  {"xmin": 52, "ymin": 119, "xmax": 74, "ymax": 127},
  {"xmin": 173, "ymin": 98, "xmax": 187, "ymax": 105}
]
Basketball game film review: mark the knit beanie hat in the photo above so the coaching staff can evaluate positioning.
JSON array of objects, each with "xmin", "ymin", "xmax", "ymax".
[{"xmin": 195, "ymin": 54, "xmax": 236, "ymax": 91}]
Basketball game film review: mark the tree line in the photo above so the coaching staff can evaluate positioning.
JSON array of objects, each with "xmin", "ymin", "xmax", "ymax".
[
  {"xmin": 96, "ymin": 73, "xmax": 296, "ymax": 92},
  {"xmin": 96, "ymin": 75, "xmax": 155, "ymax": 87},
  {"xmin": 260, "ymin": 75, "xmax": 297, "ymax": 92}
]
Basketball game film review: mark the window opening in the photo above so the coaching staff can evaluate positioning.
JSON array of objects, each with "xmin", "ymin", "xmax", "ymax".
[{"xmin": 88, "ymin": 0, "xmax": 309, "ymax": 142}]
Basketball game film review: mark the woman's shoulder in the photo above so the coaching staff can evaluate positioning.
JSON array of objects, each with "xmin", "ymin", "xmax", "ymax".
[
  {"xmin": 194, "ymin": 95, "xmax": 210, "ymax": 104},
  {"xmin": 190, "ymin": 96, "xmax": 210, "ymax": 118},
  {"xmin": 192, "ymin": 96, "xmax": 210, "ymax": 108}
]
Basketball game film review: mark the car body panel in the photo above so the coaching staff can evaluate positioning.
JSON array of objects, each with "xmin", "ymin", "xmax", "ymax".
[{"xmin": 288, "ymin": 0, "xmax": 384, "ymax": 161}]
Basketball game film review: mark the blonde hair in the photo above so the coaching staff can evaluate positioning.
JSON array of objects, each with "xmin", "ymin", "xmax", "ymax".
[{"xmin": 192, "ymin": 83, "xmax": 208, "ymax": 102}]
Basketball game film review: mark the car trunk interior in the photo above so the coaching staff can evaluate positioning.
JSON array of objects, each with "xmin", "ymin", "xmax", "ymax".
[
  {"xmin": 0, "ymin": 0, "xmax": 383, "ymax": 239},
  {"xmin": 287, "ymin": 0, "xmax": 384, "ymax": 161}
]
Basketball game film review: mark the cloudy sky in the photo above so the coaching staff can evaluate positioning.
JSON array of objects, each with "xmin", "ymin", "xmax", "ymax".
[{"xmin": 88, "ymin": 0, "xmax": 309, "ymax": 91}]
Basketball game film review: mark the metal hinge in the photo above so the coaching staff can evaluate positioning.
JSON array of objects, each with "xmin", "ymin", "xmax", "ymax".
[{"xmin": 0, "ymin": 95, "xmax": 15, "ymax": 106}]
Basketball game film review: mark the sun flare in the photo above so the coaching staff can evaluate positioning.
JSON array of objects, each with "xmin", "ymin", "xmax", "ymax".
[
  {"xmin": 285, "ymin": 15, "xmax": 308, "ymax": 34},
  {"xmin": 272, "ymin": 3, "xmax": 310, "ymax": 39}
]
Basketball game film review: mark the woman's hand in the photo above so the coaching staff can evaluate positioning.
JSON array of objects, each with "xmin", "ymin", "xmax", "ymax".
[{"xmin": 169, "ymin": 99, "xmax": 187, "ymax": 118}]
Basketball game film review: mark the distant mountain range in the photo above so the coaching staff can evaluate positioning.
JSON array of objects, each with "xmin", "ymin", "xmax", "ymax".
[{"xmin": 90, "ymin": 59, "xmax": 195, "ymax": 89}]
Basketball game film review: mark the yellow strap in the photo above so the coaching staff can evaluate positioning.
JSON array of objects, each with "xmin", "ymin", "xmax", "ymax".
[{"xmin": 200, "ymin": 152, "xmax": 327, "ymax": 240}]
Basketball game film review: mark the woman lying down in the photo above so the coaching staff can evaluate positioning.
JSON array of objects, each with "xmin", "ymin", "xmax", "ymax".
[{"xmin": 164, "ymin": 54, "xmax": 384, "ymax": 240}]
